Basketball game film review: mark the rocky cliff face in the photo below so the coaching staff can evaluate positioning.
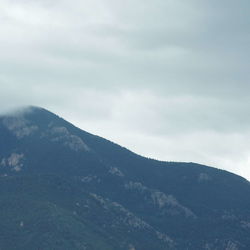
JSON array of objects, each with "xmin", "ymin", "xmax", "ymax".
[{"xmin": 0, "ymin": 106, "xmax": 250, "ymax": 250}]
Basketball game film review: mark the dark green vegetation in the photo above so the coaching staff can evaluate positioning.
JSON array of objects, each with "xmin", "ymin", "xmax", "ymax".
[{"xmin": 0, "ymin": 107, "xmax": 250, "ymax": 250}]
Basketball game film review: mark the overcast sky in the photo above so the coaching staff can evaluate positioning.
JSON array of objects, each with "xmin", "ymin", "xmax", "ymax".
[{"xmin": 0, "ymin": 0, "xmax": 249, "ymax": 179}]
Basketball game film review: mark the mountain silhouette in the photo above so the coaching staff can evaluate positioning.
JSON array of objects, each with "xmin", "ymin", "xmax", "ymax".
[{"xmin": 0, "ymin": 106, "xmax": 249, "ymax": 250}]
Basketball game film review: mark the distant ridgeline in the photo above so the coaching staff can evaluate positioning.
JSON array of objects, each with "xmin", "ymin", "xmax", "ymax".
[{"xmin": 0, "ymin": 106, "xmax": 249, "ymax": 250}]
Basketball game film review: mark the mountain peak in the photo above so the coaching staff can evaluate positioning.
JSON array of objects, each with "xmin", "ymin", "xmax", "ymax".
[
  {"xmin": 0, "ymin": 106, "xmax": 250, "ymax": 249},
  {"xmin": 0, "ymin": 105, "xmax": 90, "ymax": 152},
  {"xmin": 0, "ymin": 105, "xmax": 64, "ymax": 127}
]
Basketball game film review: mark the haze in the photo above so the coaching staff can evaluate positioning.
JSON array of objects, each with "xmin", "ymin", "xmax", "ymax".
[{"xmin": 0, "ymin": 0, "xmax": 249, "ymax": 179}]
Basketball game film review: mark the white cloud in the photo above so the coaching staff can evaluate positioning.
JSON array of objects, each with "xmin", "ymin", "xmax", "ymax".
[{"xmin": 0, "ymin": 0, "xmax": 249, "ymax": 179}]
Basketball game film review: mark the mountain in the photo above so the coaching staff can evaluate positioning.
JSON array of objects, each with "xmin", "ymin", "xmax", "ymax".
[{"xmin": 0, "ymin": 106, "xmax": 250, "ymax": 250}]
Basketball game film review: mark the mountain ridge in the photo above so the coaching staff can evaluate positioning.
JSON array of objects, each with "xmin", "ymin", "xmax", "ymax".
[
  {"xmin": 0, "ymin": 106, "xmax": 249, "ymax": 250},
  {"xmin": 3, "ymin": 105, "xmax": 244, "ymax": 177}
]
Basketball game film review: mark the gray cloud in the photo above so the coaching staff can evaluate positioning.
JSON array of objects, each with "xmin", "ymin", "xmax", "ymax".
[{"xmin": 0, "ymin": 0, "xmax": 249, "ymax": 179}]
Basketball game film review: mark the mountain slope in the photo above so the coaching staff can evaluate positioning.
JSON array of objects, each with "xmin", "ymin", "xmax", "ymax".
[{"xmin": 0, "ymin": 106, "xmax": 250, "ymax": 250}]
